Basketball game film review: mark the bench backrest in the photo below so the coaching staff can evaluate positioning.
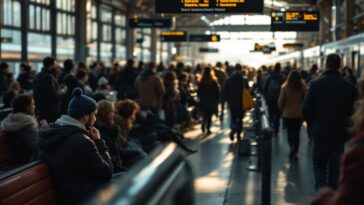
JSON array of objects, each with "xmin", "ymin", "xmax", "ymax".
[
  {"xmin": 0, "ymin": 161, "xmax": 57, "ymax": 205},
  {"xmin": 0, "ymin": 133, "xmax": 13, "ymax": 171}
]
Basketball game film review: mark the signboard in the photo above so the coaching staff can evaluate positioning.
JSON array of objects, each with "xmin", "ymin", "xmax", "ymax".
[
  {"xmin": 283, "ymin": 43, "xmax": 304, "ymax": 49},
  {"xmin": 199, "ymin": 48, "xmax": 219, "ymax": 53},
  {"xmin": 0, "ymin": 37, "xmax": 12, "ymax": 43},
  {"xmin": 271, "ymin": 11, "xmax": 320, "ymax": 31},
  {"xmin": 190, "ymin": 34, "xmax": 220, "ymax": 42},
  {"xmin": 253, "ymin": 43, "xmax": 276, "ymax": 52},
  {"xmin": 160, "ymin": 31, "xmax": 188, "ymax": 42},
  {"xmin": 129, "ymin": 17, "xmax": 173, "ymax": 28},
  {"xmin": 155, "ymin": 0, "xmax": 263, "ymax": 14}
]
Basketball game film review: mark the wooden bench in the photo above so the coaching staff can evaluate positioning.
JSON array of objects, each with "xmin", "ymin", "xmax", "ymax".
[
  {"xmin": 0, "ymin": 161, "xmax": 57, "ymax": 205},
  {"xmin": 0, "ymin": 133, "xmax": 13, "ymax": 172}
]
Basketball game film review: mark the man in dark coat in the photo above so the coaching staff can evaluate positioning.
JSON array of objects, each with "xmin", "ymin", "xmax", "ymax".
[
  {"xmin": 223, "ymin": 64, "xmax": 248, "ymax": 141},
  {"xmin": 33, "ymin": 57, "xmax": 66, "ymax": 123},
  {"xmin": 114, "ymin": 59, "xmax": 138, "ymax": 100},
  {"xmin": 263, "ymin": 63, "xmax": 285, "ymax": 135},
  {"xmin": 38, "ymin": 88, "xmax": 113, "ymax": 205},
  {"xmin": 302, "ymin": 54, "xmax": 358, "ymax": 190}
]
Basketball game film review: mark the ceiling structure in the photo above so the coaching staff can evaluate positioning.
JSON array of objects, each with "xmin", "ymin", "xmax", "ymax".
[{"xmin": 110, "ymin": 0, "xmax": 317, "ymax": 32}]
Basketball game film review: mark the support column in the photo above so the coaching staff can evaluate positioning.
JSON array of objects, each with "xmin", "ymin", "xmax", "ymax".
[
  {"xmin": 75, "ymin": 0, "xmax": 87, "ymax": 63},
  {"xmin": 96, "ymin": 0, "xmax": 102, "ymax": 62},
  {"xmin": 319, "ymin": 1, "xmax": 332, "ymax": 44},
  {"xmin": 126, "ymin": 0, "xmax": 135, "ymax": 59},
  {"xmin": 167, "ymin": 42, "xmax": 173, "ymax": 63},
  {"xmin": 51, "ymin": 0, "xmax": 57, "ymax": 58},
  {"xmin": 344, "ymin": 0, "xmax": 354, "ymax": 37},
  {"xmin": 21, "ymin": 0, "xmax": 29, "ymax": 62},
  {"xmin": 151, "ymin": 28, "xmax": 157, "ymax": 62}
]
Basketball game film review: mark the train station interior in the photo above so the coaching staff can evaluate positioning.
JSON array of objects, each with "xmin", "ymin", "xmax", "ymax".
[{"xmin": 1, "ymin": 0, "xmax": 364, "ymax": 205}]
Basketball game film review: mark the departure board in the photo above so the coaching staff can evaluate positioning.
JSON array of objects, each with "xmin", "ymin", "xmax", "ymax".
[
  {"xmin": 160, "ymin": 31, "xmax": 188, "ymax": 42},
  {"xmin": 271, "ymin": 11, "xmax": 320, "ymax": 31},
  {"xmin": 155, "ymin": 0, "xmax": 263, "ymax": 14},
  {"xmin": 129, "ymin": 17, "xmax": 172, "ymax": 28},
  {"xmin": 190, "ymin": 34, "xmax": 220, "ymax": 42}
]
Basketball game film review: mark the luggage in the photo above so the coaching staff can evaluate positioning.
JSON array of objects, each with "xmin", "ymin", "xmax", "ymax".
[{"xmin": 238, "ymin": 139, "xmax": 251, "ymax": 156}]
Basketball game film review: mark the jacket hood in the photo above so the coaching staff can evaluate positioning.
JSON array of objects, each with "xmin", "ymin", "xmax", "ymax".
[
  {"xmin": 38, "ymin": 115, "xmax": 88, "ymax": 151},
  {"xmin": 1, "ymin": 113, "xmax": 38, "ymax": 132},
  {"xmin": 139, "ymin": 69, "xmax": 155, "ymax": 81}
]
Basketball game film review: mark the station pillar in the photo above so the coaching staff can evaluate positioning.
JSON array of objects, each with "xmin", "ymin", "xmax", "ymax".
[
  {"xmin": 75, "ymin": 0, "xmax": 87, "ymax": 63},
  {"xmin": 126, "ymin": 0, "xmax": 136, "ymax": 60},
  {"xmin": 318, "ymin": 1, "xmax": 332, "ymax": 44},
  {"xmin": 151, "ymin": 28, "xmax": 158, "ymax": 62}
]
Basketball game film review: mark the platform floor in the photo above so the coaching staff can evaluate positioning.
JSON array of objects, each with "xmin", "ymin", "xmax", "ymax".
[{"xmin": 185, "ymin": 112, "xmax": 315, "ymax": 205}]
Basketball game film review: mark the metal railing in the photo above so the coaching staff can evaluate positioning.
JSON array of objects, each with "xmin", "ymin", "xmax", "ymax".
[{"xmin": 85, "ymin": 143, "xmax": 195, "ymax": 205}]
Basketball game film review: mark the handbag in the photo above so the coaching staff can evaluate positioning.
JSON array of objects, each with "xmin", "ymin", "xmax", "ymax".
[{"xmin": 242, "ymin": 88, "xmax": 254, "ymax": 112}]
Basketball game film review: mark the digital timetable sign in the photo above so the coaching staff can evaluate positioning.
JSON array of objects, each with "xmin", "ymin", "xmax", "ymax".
[
  {"xmin": 271, "ymin": 11, "xmax": 320, "ymax": 31},
  {"xmin": 155, "ymin": 0, "xmax": 263, "ymax": 14},
  {"xmin": 160, "ymin": 31, "xmax": 188, "ymax": 42}
]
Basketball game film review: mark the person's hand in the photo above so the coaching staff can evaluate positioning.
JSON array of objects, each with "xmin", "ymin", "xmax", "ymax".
[
  {"xmin": 89, "ymin": 127, "xmax": 101, "ymax": 141},
  {"xmin": 39, "ymin": 119, "xmax": 48, "ymax": 127}
]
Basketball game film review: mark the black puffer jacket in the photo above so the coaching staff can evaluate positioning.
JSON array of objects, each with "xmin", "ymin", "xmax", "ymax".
[
  {"xmin": 38, "ymin": 116, "xmax": 113, "ymax": 205},
  {"xmin": 302, "ymin": 69, "xmax": 358, "ymax": 141},
  {"xmin": 223, "ymin": 71, "xmax": 248, "ymax": 112},
  {"xmin": 1, "ymin": 113, "xmax": 38, "ymax": 166}
]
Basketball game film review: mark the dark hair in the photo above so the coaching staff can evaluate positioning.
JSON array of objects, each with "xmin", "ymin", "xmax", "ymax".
[
  {"xmin": 285, "ymin": 70, "xmax": 303, "ymax": 90},
  {"xmin": 127, "ymin": 59, "xmax": 134, "ymax": 67},
  {"xmin": 11, "ymin": 94, "xmax": 33, "ymax": 114},
  {"xmin": 0, "ymin": 62, "xmax": 9, "ymax": 71},
  {"xmin": 43, "ymin": 57, "xmax": 55, "ymax": 68},
  {"xmin": 235, "ymin": 63, "xmax": 242, "ymax": 71},
  {"xmin": 216, "ymin": 62, "xmax": 223, "ymax": 68},
  {"xmin": 177, "ymin": 62, "xmax": 184, "ymax": 69},
  {"xmin": 274, "ymin": 63, "xmax": 281, "ymax": 72},
  {"xmin": 163, "ymin": 71, "xmax": 177, "ymax": 84},
  {"xmin": 76, "ymin": 69, "xmax": 87, "ymax": 80},
  {"xmin": 326, "ymin": 54, "xmax": 341, "ymax": 70},
  {"xmin": 63, "ymin": 59, "xmax": 74, "ymax": 73}
]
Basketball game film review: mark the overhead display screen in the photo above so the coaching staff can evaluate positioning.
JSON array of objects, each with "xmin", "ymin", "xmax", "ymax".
[
  {"xmin": 199, "ymin": 48, "xmax": 219, "ymax": 53},
  {"xmin": 283, "ymin": 43, "xmax": 304, "ymax": 49},
  {"xmin": 129, "ymin": 17, "xmax": 173, "ymax": 28},
  {"xmin": 160, "ymin": 31, "xmax": 188, "ymax": 42},
  {"xmin": 271, "ymin": 11, "xmax": 320, "ymax": 31},
  {"xmin": 190, "ymin": 34, "xmax": 220, "ymax": 42},
  {"xmin": 155, "ymin": 0, "xmax": 263, "ymax": 14}
]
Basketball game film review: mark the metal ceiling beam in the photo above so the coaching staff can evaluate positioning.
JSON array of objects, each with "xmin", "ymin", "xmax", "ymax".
[{"xmin": 175, "ymin": 25, "xmax": 272, "ymax": 32}]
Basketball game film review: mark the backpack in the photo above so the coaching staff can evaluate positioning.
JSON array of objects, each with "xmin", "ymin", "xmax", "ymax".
[{"xmin": 266, "ymin": 77, "xmax": 282, "ymax": 102}]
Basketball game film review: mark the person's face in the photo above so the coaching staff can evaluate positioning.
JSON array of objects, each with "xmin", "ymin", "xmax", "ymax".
[
  {"xmin": 27, "ymin": 99, "xmax": 35, "ymax": 115},
  {"xmin": 85, "ymin": 111, "xmax": 97, "ymax": 127}
]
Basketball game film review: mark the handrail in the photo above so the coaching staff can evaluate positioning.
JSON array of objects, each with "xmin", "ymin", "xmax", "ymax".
[{"xmin": 85, "ymin": 143, "xmax": 195, "ymax": 205}]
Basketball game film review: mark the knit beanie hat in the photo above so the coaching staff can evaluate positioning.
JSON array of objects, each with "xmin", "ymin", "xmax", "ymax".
[{"xmin": 68, "ymin": 88, "xmax": 97, "ymax": 119}]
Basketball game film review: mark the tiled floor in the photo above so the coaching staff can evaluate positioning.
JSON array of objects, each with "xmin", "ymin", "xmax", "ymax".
[{"xmin": 186, "ymin": 112, "xmax": 315, "ymax": 205}]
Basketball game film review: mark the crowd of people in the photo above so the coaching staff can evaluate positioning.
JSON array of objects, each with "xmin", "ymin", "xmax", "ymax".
[{"xmin": 0, "ymin": 53, "xmax": 364, "ymax": 204}]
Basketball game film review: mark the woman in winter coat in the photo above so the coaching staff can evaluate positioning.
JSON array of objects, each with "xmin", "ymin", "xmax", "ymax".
[
  {"xmin": 278, "ymin": 70, "xmax": 307, "ymax": 161},
  {"xmin": 1, "ymin": 94, "xmax": 38, "ymax": 167},
  {"xmin": 197, "ymin": 66, "xmax": 220, "ymax": 135},
  {"xmin": 163, "ymin": 71, "xmax": 180, "ymax": 128}
]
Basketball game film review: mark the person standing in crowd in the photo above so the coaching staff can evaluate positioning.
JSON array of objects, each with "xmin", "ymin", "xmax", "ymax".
[
  {"xmin": 357, "ymin": 71, "xmax": 364, "ymax": 99},
  {"xmin": 264, "ymin": 63, "xmax": 285, "ymax": 136},
  {"xmin": 344, "ymin": 67, "xmax": 357, "ymax": 85},
  {"xmin": 134, "ymin": 62, "xmax": 165, "ymax": 114},
  {"xmin": 59, "ymin": 59, "xmax": 79, "ymax": 115},
  {"xmin": 197, "ymin": 67, "xmax": 220, "ymax": 135},
  {"xmin": 223, "ymin": 64, "xmax": 248, "ymax": 141},
  {"xmin": 311, "ymin": 97, "xmax": 364, "ymax": 205},
  {"xmin": 163, "ymin": 71, "xmax": 180, "ymax": 128},
  {"xmin": 302, "ymin": 54, "xmax": 357, "ymax": 190},
  {"xmin": 214, "ymin": 62, "xmax": 228, "ymax": 121},
  {"xmin": 17, "ymin": 63, "xmax": 33, "ymax": 91},
  {"xmin": 37, "ymin": 88, "xmax": 113, "ymax": 204},
  {"xmin": 3, "ymin": 81, "xmax": 22, "ymax": 108},
  {"xmin": 33, "ymin": 57, "xmax": 67, "ymax": 123},
  {"xmin": 114, "ymin": 59, "xmax": 138, "ymax": 100},
  {"xmin": 1, "ymin": 95, "xmax": 38, "ymax": 168},
  {"xmin": 0, "ymin": 62, "xmax": 9, "ymax": 97},
  {"xmin": 278, "ymin": 70, "xmax": 307, "ymax": 162}
]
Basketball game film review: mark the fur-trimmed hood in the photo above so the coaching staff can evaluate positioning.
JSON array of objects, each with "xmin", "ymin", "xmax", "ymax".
[{"xmin": 1, "ymin": 112, "xmax": 38, "ymax": 132}]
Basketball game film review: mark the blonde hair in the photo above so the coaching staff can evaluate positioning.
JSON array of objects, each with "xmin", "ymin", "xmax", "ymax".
[
  {"xmin": 350, "ymin": 99, "xmax": 364, "ymax": 134},
  {"xmin": 97, "ymin": 100, "xmax": 114, "ymax": 120}
]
